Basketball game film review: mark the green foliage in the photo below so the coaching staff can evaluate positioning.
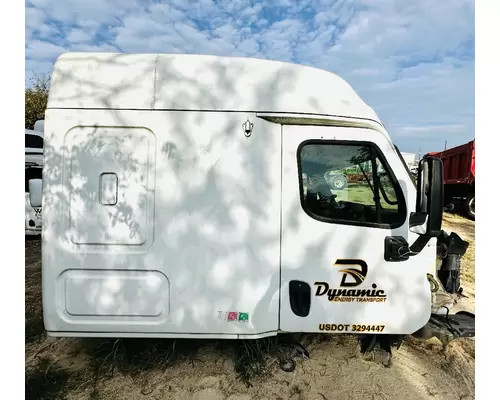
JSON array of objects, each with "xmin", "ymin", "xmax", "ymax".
[{"xmin": 25, "ymin": 72, "xmax": 51, "ymax": 130}]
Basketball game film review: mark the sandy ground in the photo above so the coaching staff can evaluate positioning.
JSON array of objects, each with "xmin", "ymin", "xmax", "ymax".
[{"xmin": 25, "ymin": 214, "xmax": 475, "ymax": 400}]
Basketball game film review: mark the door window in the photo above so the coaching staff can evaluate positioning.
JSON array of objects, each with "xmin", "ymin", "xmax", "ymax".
[{"xmin": 298, "ymin": 141, "xmax": 406, "ymax": 228}]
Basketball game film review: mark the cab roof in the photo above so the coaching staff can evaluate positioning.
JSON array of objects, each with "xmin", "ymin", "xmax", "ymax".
[{"xmin": 48, "ymin": 52, "xmax": 382, "ymax": 125}]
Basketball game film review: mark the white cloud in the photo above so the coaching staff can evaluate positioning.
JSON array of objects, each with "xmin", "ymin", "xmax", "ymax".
[
  {"xmin": 24, "ymin": 0, "xmax": 474, "ymax": 153},
  {"xmin": 66, "ymin": 29, "xmax": 93, "ymax": 43},
  {"xmin": 398, "ymin": 124, "xmax": 466, "ymax": 136},
  {"xmin": 25, "ymin": 6, "xmax": 46, "ymax": 29},
  {"xmin": 26, "ymin": 40, "xmax": 66, "ymax": 60}
]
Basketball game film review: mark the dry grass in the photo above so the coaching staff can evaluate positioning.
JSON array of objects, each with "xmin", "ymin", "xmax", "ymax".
[
  {"xmin": 26, "ymin": 357, "xmax": 70, "ymax": 400},
  {"xmin": 25, "ymin": 241, "xmax": 44, "ymax": 344},
  {"xmin": 333, "ymin": 183, "xmax": 398, "ymax": 209}
]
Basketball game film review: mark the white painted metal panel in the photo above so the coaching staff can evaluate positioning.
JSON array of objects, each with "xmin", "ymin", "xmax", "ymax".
[
  {"xmin": 48, "ymin": 53, "xmax": 381, "ymax": 125},
  {"xmin": 42, "ymin": 109, "xmax": 282, "ymax": 337},
  {"xmin": 279, "ymin": 125, "xmax": 435, "ymax": 335}
]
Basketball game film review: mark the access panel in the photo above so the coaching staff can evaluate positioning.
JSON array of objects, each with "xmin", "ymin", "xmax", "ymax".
[{"xmin": 63, "ymin": 126, "xmax": 156, "ymax": 249}]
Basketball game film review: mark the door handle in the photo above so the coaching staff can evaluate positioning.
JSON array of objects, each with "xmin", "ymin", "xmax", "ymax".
[
  {"xmin": 99, "ymin": 173, "xmax": 118, "ymax": 206},
  {"xmin": 289, "ymin": 280, "xmax": 311, "ymax": 317}
]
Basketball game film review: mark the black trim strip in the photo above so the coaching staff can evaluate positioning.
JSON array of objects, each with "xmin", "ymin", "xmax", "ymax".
[
  {"xmin": 296, "ymin": 139, "xmax": 407, "ymax": 229},
  {"xmin": 46, "ymin": 108, "xmax": 382, "ymax": 125}
]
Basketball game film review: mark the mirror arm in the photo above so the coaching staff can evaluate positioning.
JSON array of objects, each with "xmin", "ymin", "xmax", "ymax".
[{"xmin": 409, "ymin": 235, "xmax": 432, "ymax": 254}]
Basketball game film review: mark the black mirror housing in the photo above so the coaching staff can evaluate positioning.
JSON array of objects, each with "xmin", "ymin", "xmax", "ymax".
[
  {"xmin": 385, "ymin": 156, "xmax": 444, "ymax": 262},
  {"xmin": 411, "ymin": 156, "xmax": 444, "ymax": 237}
]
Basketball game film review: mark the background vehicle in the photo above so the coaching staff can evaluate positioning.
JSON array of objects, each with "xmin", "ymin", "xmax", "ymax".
[
  {"xmin": 25, "ymin": 128, "xmax": 43, "ymax": 235},
  {"xmin": 426, "ymin": 140, "xmax": 475, "ymax": 220}
]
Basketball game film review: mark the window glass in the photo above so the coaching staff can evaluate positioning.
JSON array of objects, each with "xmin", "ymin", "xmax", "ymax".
[
  {"xmin": 25, "ymin": 134, "xmax": 43, "ymax": 149},
  {"xmin": 298, "ymin": 142, "xmax": 406, "ymax": 227}
]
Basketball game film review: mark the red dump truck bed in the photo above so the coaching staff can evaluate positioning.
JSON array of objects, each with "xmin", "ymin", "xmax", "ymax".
[
  {"xmin": 426, "ymin": 139, "xmax": 475, "ymax": 220},
  {"xmin": 427, "ymin": 139, "xmax": 475, "ymax": 185}
]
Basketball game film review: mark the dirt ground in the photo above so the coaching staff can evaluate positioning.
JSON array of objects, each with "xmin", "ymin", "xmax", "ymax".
[{"xmin": 25, "ymin": 214, "xmax": 475, "ymax": 400}]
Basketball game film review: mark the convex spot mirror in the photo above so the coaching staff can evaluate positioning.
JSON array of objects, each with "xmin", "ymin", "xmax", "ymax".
[{"xmin": 409, "ymin": 156, "xmax": 444, "ymax": 237}]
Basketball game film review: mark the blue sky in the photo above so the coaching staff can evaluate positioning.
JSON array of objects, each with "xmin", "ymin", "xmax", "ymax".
[{"xmin": 25, "ymin": 0, "xmax": 474, "ymax": 154}]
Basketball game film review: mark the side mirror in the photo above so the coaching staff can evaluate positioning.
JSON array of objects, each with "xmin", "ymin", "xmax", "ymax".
[
  {"xmin": 385, "ymin": 156, "xmax": 444, "ymax": 262},
  {"xmin": 29, "ymin": 179, "xmax": 43, "ymax": 208},
  {"xmin": 409, "ymin": 156, "xmax": 444, "ymax": 237}
]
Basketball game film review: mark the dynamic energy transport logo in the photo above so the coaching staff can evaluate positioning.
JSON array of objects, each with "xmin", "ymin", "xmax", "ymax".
[{"xmin": 314, "ymin": 259, "xmax": 387, "ymax": 303}]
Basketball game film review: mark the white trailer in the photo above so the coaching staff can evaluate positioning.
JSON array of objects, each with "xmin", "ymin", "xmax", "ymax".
[
  {"xmin": 400, "ymin": 152, "xmax": 416, "ymax": 166},
  {"xmin": 25, "ymin": 129, "xmax": 43, "ymax": 235},
  {"xmin": 27, "ymin": 53, "xmax": 473, "ymax": 356}
]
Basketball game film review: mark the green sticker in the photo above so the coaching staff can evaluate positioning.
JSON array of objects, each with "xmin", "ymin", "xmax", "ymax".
[{"xmin": 238, "ymin": 312, "xmax": 249, "ymax": 322}]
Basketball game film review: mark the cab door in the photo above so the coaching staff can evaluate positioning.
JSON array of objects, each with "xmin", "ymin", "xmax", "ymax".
[{"xmin": 279, "ymin": 125, "xmax": 434, "ymax": 335}]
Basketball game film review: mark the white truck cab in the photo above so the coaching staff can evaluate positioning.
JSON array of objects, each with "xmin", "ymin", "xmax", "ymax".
[{"xmin": 27, "ymin": 53, "xmax": 470, "ymax": 350}]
